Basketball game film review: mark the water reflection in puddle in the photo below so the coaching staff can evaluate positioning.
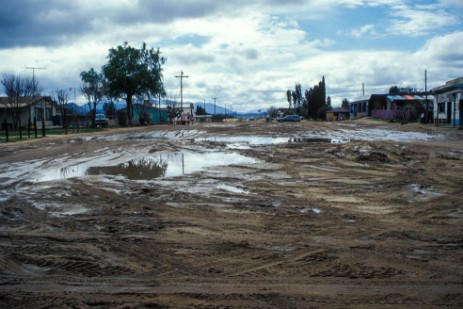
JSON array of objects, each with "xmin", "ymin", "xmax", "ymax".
[
  {"xmin": 38, "ymin": 151, "xmax": 258, "ymax": 182},
  {"xmin": 87, "ymin": 157, "xmax": 168, "ymax": 180}
]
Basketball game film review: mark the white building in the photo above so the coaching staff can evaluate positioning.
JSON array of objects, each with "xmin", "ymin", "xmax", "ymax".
[{"xmin": 432, "ymin": 77, "xmax": 463, "ymax": 128}]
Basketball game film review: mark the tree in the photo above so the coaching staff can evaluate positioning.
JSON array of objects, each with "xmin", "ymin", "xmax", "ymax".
[
  {"xmin": 286, "ymin": 76, "xmax": 326, "ymax": 120},
  {"xmin": 196, "ymin": 105, "xmax": 206, "ymax": 116},
  {"xmin": 102, "ymin": 42, "xmax": 166, "ymax": 126},
  {"xmin": 267, "ymin": 106, "xmax": 278, "ymax": 118},
  {"xmin": 311, "ymin": 76, "xmax": 326, "ymax": 119},
  {"xmin": 389, "ymin": 85, "xmax": 400, "ymax": 94},
  {"xmin": 103, "ymin": 101, "xmax": 116, "ymax": 119},
  {"xmin": 80, "ymin": 68, "xmax": 106, "ymax": 127},
  {"xmin": 291, "ymin": 91, "xmax": 297, "ymax": 112},
  {"xmin": 295, "ymin": 83, "xmax": 302, "ymax": 112},
  {"xmin": 1, "ymin": 74, "xmax": 40, "ymax": 130},
  {"xmin": 286, "ymin": 89, "xmax": 292, "ymax": 109},
  {"xmin": 342, "ymin": 98, "xmax": 350, "ymax": 110},
  {"xmin": 51, "ymin": 89, "xmax": 69, "ymax": 134}
]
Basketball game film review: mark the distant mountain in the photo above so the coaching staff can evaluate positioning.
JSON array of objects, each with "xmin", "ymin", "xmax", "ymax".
[{"xmin": 66, "ymin": 99, "xmax": 245, "ymax": 117}]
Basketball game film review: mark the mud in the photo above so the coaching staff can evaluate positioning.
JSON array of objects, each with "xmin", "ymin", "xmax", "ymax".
[{"xmin": 0, "ymin": 119, "xmax": 462, "ymax": 308}]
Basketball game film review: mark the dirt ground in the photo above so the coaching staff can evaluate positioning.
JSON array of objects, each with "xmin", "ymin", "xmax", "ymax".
[{"xmin": 0, "ymin": 119, "xmax": 462, "ymax": 308}]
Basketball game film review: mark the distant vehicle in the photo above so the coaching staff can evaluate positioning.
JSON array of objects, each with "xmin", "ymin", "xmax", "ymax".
[
  {"xmin": 277, "ymin": 115, "xmax": 301, "ymax": 122},
  {"xmin": 95, "ymin": 114, "xmax": 109, "ymax": 127}
]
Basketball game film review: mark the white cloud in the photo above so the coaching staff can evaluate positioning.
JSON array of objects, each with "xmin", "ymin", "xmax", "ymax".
[
  {"xmin": 1, "ymin": 0, "xmax": 461, "ymax": 111},
  {"xmin": 349, "ymin": 24, "xmax": 377, "ymax": 38},
  {"xmin": 387, "ymin": 3, "xmax": 460, "ymax": 36}
]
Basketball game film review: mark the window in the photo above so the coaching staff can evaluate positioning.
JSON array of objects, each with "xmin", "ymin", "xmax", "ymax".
[
  {"xmin": 46, "ymin": 107, "xmax": 53, "ymax": 121},
  {"xmin": 437, "ymin": 102, "xmax": 445, "ymax": 113},
  {"xmin": 35, "ymin": 107, "xmax": 43, "ymax": 120}
]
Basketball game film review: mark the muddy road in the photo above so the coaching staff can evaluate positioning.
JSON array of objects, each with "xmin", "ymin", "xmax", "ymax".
[{"xmin": 0, "ymin": 119, "xmax": 462, "ymax": 308}]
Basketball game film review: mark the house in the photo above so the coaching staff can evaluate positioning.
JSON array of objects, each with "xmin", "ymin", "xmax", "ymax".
[
  {"xmin": 384, "ymin": 94, "xmax": 433, "ymax": 122},
  {"xmin": 0, "ymin": 96, "xmax": 59, "ymax": 130},
  {"xmin": 350, "ymin": 94, "xmax": 387, "ymax": 118},
  {"xmin": 194, "ymin": 115, "xmax": 213, "ymax": 123},
  {"xmin": 325, "ymin": 108, "xmax": 350, "ymax": 121},
  {"xmin": 431, "ymin": 77, "xmax": 463, "ymax": 127}
]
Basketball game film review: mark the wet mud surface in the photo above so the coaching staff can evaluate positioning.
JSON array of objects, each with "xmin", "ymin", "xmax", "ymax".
[{"xmin": 0, "ymin": 119, "xmax": 462, "ymax": 308}]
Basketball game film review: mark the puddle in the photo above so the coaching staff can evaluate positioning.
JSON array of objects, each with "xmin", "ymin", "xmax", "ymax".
[
  {"xmin": 87, "ymin": 157, "xmax": 168, "ymax": 180},
  {"xmin": 215, "ymin": 184, "xmax": 248, "ymax": 194},
  {"xmin": 35, "ymin": 151, "xmax": 259, "ymax": 182},
  {"xmin": 33, "ymin": 201, "xmax": 88, "ymax": 217},
  {"xmin": 196, "ymin": 136, "xmax": 351, "ymax": 147},
  {"xmin": 195, "ymin": 128, "xmax": 442, "ymax": 148},
  {"xmin": 409, "ymin": 184, "xmax": 443, "ymax": 202},
  {"xmin": 289, "ymin": 137, "xmax": 351, "ymax": 144}
]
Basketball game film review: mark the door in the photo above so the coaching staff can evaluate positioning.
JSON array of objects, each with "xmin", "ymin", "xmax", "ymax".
[{"xmin": 447, "ymin": 101, "xmax": 452, "ymax": 123}]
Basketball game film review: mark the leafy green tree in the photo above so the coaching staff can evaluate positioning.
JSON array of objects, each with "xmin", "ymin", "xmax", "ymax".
[
  {"xmin": 286, "ymin": 89, "xmax": 292, "ymax": 109},
  {"xmin": 103, "ymin": 101, "xmax": 116, "ymax": 119},
  {"xmin": 80, "ymin": 68, "xmax": 106, "ymax": 127},
  {"xmin": 295, "ymin": 83, "xmax": 302, "ymax": 112},
  {"xmin": 196, "ymin": 105, "xmax": 206, "ymax": 116},
  {"xmin": 102, "ymin": 42, "xmax": 166, "ymax": 126},
  {"xmin": 286, "ymin": 76, "xmax": 326, "ymax": 119},
  {"xmin": 342, "ymin": 98, "xmax": 350, "ymax": 110},
  {"xmin": 389, "ymin": 85, "xmax": 400, "ymax": 94}
]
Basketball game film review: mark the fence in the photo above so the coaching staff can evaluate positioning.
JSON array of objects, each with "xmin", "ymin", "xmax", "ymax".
[
  {"xmin": 372, "ymin": 109, "xmax": 410, "ymax": 122},
  {"xmin": 0, "ymin": 118, "xmax": 103, "ymax": 143}
]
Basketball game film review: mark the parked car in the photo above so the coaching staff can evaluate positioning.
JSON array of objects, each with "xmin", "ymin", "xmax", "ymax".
[
  {"xmin": 95, "ymin": 114, "xmax": 109, "ymax": 127},
  {"xmin": 277, "ymin": 115, "xmax": 301, "ymax": 122}
]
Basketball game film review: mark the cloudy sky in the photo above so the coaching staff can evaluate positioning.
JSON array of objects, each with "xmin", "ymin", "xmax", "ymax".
[{"xmin": 0, "ymin": 0, "xmax": 462, "ymax": 112}]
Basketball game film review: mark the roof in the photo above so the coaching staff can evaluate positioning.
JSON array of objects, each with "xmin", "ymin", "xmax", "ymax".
[
  {"xmin": 327, "ymin": 108, "xmax": 350, "ymax": 113},
  {"xmin": 351, "ymin": 95, "xmax": 372, "ymax": 103},
  {"xmin": 387, "ymin": 95, "xmax": 428, "ymax": 101},
  {"xmin": 0, "ymin": 96, "xmax": 53, "ymax": 107},
  {"xmin": 431, "ymin": 77, "xmax": 463, "ymax": 94}
]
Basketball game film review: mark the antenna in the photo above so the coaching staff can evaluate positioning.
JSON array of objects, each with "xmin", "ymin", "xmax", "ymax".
[
  {"xmin": 24, "ymin": 65, "xmax": 46, "ymax": 92},
  {"xmin": 24, "ymin": 65, "xmax": 46, "ymax": 81}
]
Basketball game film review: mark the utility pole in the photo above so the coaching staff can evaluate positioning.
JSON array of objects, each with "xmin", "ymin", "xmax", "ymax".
[
  {"xmin": 175, "ymin": 71, "xmax": 188, "ymax": 111},
  {"xmin": 212, "ymin": 97, "xmax": 218, "ymax": 115},
  {"xmin": 25, "ymin": 66, "xmax": 46, "ymax": 95},
  {"xmin": 25, "ymin": 66, "xmax": 46, "ymax": 134},
  {"xmin": 424, "ymin": 69, "xmax": 428, "ymax": 123}
]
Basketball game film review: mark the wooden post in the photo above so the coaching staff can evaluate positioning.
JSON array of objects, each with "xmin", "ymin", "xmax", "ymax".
[
  {"xmin": 19, "ymin": 118, "xmax": 22, "ymax": 140},
  {"xmin": 4, "ymin": 119, "xmax": 9, "ymax": 143},
  {"xmin": 34, "ymin": 117, "xmax": 38, "ymax": 138},
  {"xmin": 42, "ymin": 115, "xmax": 46, "ymax": 137}
]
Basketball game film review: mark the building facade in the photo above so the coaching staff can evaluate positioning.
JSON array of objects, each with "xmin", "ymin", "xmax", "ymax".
[
  {"xmin": 0, "ymin": 96, "xmax": 58, "ymax": 130},
  {"xmin": 432, "ymin": 77, "xmax": 462, "ymax": 127}
]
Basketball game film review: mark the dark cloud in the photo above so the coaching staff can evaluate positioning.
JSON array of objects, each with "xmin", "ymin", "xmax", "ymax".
[
  {"xmin": 0, "ymin": 1, "xmax": 94, "ymax": 48},
  {"xmin": 0, "ymin": 0, "xmax": 305, "ymax": 49},
  {"xmin": 0, "ymin": 0, "xmax": 227, "ymax": 48}
]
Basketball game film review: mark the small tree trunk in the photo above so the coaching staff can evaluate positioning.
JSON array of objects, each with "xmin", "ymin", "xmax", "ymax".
[{"xmin": 126, "ymin": 96, "xmax": 133, "ymax": 126}]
